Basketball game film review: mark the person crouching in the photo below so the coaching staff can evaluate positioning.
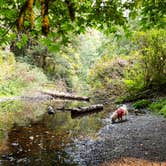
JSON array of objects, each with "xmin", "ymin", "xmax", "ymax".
[{"xmin": 111, "ymin": 105, "xmax": 128, "ymax": 123}]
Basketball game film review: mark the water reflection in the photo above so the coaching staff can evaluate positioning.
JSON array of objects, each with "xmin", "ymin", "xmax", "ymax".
[
  {"xmin": 3, "ymin": 115, "xmax": 76, "ymax": 165},
  {"xmin": 0, "ymin": 100, "xmax": 106, "ymax": 165}
]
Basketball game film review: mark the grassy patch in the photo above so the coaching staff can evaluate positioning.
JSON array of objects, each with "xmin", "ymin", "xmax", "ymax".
[
  {"xmin": 132, "ymin": 99, "xmax": 151, "ymax": 109},
  {"xmin": 149, "ymin": 98, "xmax": 166, "ymax": 116},
  {"xmin": 132, "ymin": 98, "xmax": 166, "ymax": 117}
]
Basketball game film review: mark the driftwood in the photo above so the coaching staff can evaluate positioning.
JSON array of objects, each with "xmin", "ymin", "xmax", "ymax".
[
  {"xmin": 71, "ymin": 107, "xmax": 103, "ymax": 118},
  {"xmin": 40, "ymin": 91, "xmax": 90, "ymax": 101},
  {"xmin": 62, "ymin": 104, "xmax": 103, "ymax": 114}
]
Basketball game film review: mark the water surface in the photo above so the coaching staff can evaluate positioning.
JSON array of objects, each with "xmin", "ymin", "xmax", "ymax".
[{"xmin": 0, "ymin": 99, "xmax": 107, "ymax": 165}]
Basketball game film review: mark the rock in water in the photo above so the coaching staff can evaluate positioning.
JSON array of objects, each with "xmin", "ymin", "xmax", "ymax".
[{"xmin": 47, "ymin": 106, "xmax": 55, "ymax": 115}]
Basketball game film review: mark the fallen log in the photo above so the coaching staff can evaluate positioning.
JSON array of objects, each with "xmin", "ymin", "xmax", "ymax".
[
  {"xmin": 62, "ymin": 104, "xmax": 103, "ymax": 114},
  {"xmin": 71, "ymin": 108, "xmax": 103, "ymax": 119},
  {"xmin": 40, "ymin": 91, "xmax": 90, "ymax": 101}
]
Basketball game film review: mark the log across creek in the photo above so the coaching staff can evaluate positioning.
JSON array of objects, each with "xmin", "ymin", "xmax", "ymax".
[
  {"xmin": 40, "ymin": 91, "xmax": 90, "ymax": 101},
  {"xmin": 56, "ymin": 104, "xmax": 104, "ymax": 118},
  {"xmin": 42, "ymin": 91, "xmax": 103, "ymax": 115},
  {"xmin": 62, "ymin": 104, "xmax": 104, "ymax": 114}
]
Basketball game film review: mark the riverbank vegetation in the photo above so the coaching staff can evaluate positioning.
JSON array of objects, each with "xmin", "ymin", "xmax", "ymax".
[{"xmin": 0, "ymin": 50, "xmax": 48, "ymax": 97}]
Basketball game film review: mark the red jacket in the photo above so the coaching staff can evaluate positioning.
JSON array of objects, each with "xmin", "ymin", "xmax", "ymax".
[{"xmin": 117, "ymin": 108, "xmax": 125, "ymax": 119}]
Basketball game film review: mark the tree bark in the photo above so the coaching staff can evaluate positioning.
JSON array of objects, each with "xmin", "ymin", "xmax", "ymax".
[
  {"xmin": 17, "ymin": 0, "xmax": 35, "ymax": 31},
  {"xmin": 41, "ymin": 0, "xmax": 49, "ymax": 35}
]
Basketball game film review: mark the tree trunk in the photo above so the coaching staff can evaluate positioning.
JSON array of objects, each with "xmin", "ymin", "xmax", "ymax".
[{"xmin": 41, "ymin": 0, "xmax": 49, "ymax": 35}]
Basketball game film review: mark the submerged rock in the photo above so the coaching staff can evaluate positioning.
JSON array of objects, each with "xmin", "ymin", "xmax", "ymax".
[{"xmin": 47, "ymin": 106, "xmax": 55, "ymax": 115}]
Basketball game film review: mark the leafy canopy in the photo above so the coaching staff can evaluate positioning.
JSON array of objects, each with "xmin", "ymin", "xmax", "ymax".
[{"xmin": 0, "ymin": 0, "xmax": 166, "ymax": 46}]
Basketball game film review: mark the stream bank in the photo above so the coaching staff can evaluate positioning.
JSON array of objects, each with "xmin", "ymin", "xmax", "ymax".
[
  {"xmin": 66, "ymin": 113, "xmax": 166, "ymax": 166},
  {"xmin": 0, "ymin": 98, "xmax": 166, "ymax": 166}
]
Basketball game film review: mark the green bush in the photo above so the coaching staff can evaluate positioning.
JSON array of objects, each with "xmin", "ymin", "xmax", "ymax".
[
  {"xmin": 88, "ymin": 55, "xmax": 127, "ymax": 100},
  {"xmin": 122, "ymin": 29, "xmax": 166, "ymax": 100},
  {"xmin": 133, "ymin": 29, "xmax": 166, "ymax": 89},
  {"xmin": 149, "ymin": 98, "xmax": 166, "ymax": 113},
  {"xmin": 160, "ymin": 105, "xmax": 166, "ymax": 117},
  {"xmin": 0, "ymin": 50, "xmax": 48, "ymax": 97},
  {"xmin": 132, "ymin": 99, "xmax": 151, "ymax": 109}
]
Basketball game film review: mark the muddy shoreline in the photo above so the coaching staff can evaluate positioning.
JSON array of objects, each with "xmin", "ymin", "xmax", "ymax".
[
  {"xmin": 66, "ymin": 113, "xmax": 166, "ymax": 166},
  {"xmin": 0, "ymin": 97, "xmax": 166, "ymax": 166}
]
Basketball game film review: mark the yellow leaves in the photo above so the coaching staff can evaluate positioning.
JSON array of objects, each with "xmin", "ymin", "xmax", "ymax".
[
  {"xmin": 123, "ymin": 79, "xmax": 135, "ymax": 87},
  {"xmin": 0, "ymin": 51, "xmax": 16, "ymax": 81},
  {"xmin": 61, "ymin": 52, "xmax": 81, "ymax": 71}
]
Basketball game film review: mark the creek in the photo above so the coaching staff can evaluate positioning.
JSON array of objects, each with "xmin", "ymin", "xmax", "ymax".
[{"xmin": 0, "ymin": 99, "xmax": 109, "ymax": 166}]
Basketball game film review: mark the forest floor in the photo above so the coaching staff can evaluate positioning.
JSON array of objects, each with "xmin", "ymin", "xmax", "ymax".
[{"xmin": 67, "ymin": 112, "xmax": 166, "ymax": 166}]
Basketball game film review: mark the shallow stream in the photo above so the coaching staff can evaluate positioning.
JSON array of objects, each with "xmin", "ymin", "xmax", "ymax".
[{"xmin": 0, "ymin": 99, "xmax": 109, "ymax": 165}]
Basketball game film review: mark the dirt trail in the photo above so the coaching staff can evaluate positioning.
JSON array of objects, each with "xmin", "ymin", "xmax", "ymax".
[{"xmin": 66, "ymin": 113, "xmax": 166, "ymax": 166}]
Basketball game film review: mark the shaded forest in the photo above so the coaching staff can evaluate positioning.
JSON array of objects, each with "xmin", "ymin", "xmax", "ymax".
[
  {"xmin": 0, "ymin": 0, "xmax": 165, "ymax": 113},
  {"xmin": 0, "ymin": 0, "xmax": 166, "ymax": 109},
  {"xmin": 0, "ymin": 1, "xmax": 166, "ymax": 166}
]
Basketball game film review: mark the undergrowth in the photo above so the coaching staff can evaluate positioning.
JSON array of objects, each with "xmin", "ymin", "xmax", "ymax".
[
  {"xmin": 149, "ymin": 98, "xmax": 166, "ymax": 117},
  {"xmin": 0, "ymin": 50, "xmax": 48, "ymax": 97},
  {"xmin": 132, "ymin": 98, "xmax": 166, "ymax": 117},
  {"xmin": 132, "ymin": 99, "xmax": 151, "ymax": 109}
]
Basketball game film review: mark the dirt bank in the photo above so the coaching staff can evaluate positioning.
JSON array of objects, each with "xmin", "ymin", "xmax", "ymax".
[{"xmin": 66, "ymin": 113, "xmax": 166, "ymax": 166}]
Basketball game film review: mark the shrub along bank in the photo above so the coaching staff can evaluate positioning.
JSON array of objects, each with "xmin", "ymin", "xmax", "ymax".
[{"xmin": 0, "ymin": 50, "xmax": 48, "ymax": 97}]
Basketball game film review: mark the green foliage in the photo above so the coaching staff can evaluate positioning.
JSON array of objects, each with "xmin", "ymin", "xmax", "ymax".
[
  {"xmin": 15, "ymin": 62, "xmax": 48, "ymax": 86},
  {"xmin": 0, "ymin": 0, "xmax": 127, "ymax": 48},
  {"xmin": 0, "ymin": 50, "xmax": 15, "ymax": 79},
  {"xmin": 0, "ymin": 79, "xmax": 22, "ymax": 96},
  {"xmin": 16, "ymin": 34, "xmax": 28, "ymax": 49},
  {"xmin": 25, "ymin": 44, "xmax": 74, "ymax": 91},
  {"xmin": 132, "ymin": 99, "xmax": 151, "ymax": 109},
  {"xmin": 123, "ymin": 52, "xmax": 145, "ymax": 94},
  {"xmin": 140, "ymin": 0, "xmax": 166, "ymax": 29},
  {"xmin": 88, "ymin": 55, "xmax": 127, "ymax": 100},
  {"xmin": 1, "ymin": 0, "xmax": 166, "ymax": 49},
  {"xmin": 28, "ymin": 29, "xmax": 108, "ymax": 94},
  {"xmin": 149, "ymin": 98, "xmax": 166, "ymax": 114},
  {"xmin": 123, "ymin": 29, "xmax": 166, "ymax": 99},
  {"xmin": 68, "ymin": 29, "xmax": 107, "ymax": 93},
  {"xmin": 85, "ymin": 29, "xmax": 166, "ymax": 102},
  {"xmin": 125, "ymin": 0, "xmax": 166, "ymax": 30},
  {"xmin": 160, "ymin": 105, "xmax": 166, "ymax": 117},
  {"xmin": 0, "ymin": 50, "xmax": 48, "ymax": 97},
  {"xmin": 133, "ymin": 29, "xmax": 166, "ymax": 88}
]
